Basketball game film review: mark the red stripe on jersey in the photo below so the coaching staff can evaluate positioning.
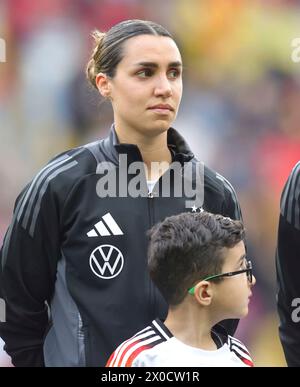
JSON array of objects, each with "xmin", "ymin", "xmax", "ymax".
[
  {"xmin": 106, "ymin": 335, "xmax": 142, "ymax": 367},
  {"xmin": 105, "ymin": 337, "xmax": 134, "ymax": 367},
  {"xmin": 116, "ymin": 338, "xmax": 143, "ymax": 366},
  {"xmin": 105, "ymin": 351, "xmax": 115, "ymax": 367},
  {"xmin": 241, "ymin": 357, "xmax": 254, "ymax": 367},
  {"xmin": 126, "ymin": 344, "xmax": 152, "ymax": 367},
  {"xmin": 231, "ymin": 340, "xmax": 251, "ymax": 358},
  {"xmin": 230, "ymin": 346, "xmax": 254, "ymax": 367},
  {"xmin": 109, "ymin": 338, "xmax": 151, "ymax": 367}
]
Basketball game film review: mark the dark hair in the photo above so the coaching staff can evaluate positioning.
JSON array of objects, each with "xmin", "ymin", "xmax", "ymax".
[
  {"xmin": 86, "ymin": 19, "xmax": 174, "ymax": 89},
  {"xmin": 148, "ymin": 211, "xmax": 245, "ymax": 306}
]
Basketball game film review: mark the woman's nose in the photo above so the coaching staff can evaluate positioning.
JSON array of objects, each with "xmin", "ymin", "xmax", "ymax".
[{"xmin": 154, "ymin": 76, "xmax": 172, "ymax": 98}]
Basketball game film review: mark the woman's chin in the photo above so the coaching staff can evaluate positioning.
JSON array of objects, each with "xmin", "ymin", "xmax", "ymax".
[{"xmin": 144, "ymin": 123, "xmax": 170, "ymax": 136}]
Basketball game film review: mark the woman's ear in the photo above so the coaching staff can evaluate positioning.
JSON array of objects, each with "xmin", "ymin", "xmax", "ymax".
[
  {"xmin": 95, "ymin": 72, "xmax": 111, "ymax": 99},
  {"xmin": 193, "ymin": 281, "xmax": 213, "ymax": 306}
]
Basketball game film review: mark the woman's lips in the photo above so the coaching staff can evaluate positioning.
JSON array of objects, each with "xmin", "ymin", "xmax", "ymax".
[{"xmin": 149, "ymin": 108, "xmax": 172, "ymax": 115}]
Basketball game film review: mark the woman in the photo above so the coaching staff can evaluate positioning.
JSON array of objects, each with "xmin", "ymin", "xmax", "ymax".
[{"xmin": 0, "ymin": 19, "xmax": 242, "ymax": 367}]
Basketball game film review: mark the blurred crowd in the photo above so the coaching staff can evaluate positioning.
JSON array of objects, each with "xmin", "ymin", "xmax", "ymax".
[{"xmin": 1, "ymin": 0, "xmax": 300, "ymax": 366}]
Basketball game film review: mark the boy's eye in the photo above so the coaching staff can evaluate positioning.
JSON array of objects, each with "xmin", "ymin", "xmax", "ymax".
[{"xmin": 240, "ymin": 260, "xmax": 247, "ymax": 269}]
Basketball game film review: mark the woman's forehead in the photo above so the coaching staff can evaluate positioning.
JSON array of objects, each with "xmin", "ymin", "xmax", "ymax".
[{"xmin": 121, "ymin": 34, "xmax": 182, "ymax": 65}]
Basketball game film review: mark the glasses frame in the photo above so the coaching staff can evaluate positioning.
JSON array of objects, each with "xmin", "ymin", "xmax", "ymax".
[{"xmin": 188, "ymin": 260, "xmax": 253, "ymax": 295}]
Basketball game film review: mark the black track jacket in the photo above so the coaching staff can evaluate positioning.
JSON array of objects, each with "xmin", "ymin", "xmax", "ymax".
[
  {"xmin": 0, "ymin": 125, "xmax": 242, "ymax": 366},
  {"xmin": 276, "ymin": 161, "xmax": 300, "ymax": 366}
]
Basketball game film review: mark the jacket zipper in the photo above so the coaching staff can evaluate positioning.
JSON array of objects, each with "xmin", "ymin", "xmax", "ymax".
[
  {"xmin": 147, "ymin": 190, "xmax": 156, "ymax": 319},
  {"xmin": 78, "ymin": 313, "xmax": 86, "ymax": 366}
]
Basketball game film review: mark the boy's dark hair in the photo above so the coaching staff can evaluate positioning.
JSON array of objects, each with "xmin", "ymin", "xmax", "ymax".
[{"xmin": 148, "ymin": 211, "xmax": 245, "ymax": 306}]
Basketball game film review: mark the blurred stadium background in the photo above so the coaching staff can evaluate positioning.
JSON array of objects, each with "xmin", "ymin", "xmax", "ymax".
[{"xmin": 1, "ymin": 0, "xmax": 300, "ymax": 367}]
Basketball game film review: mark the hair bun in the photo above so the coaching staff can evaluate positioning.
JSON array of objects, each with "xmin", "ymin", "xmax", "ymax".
[{"xmin": 86, "ymin": 30, "xmax": 106, "ymax": 89}]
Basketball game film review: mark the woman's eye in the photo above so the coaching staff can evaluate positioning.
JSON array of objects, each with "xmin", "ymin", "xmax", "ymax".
[
  {"xmin": 168, "ymin": 69, "xmax": 180, "ymax": 79},
  {"xmin": 136, "ymin": 69, "xmax": 180, "ymax": 79},
  {"xmin": 136, "ymin": 69, "xmax": 153, "ymax": 78}
]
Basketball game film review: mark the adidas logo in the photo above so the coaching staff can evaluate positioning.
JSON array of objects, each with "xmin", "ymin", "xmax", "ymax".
[{"xmin": 87, "ymin": 213, "xmax": 124, "ymax": 237}]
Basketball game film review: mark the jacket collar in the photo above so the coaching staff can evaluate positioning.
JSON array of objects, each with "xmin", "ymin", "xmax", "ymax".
[{"xmin": 103, "ymin": 124, "xmax": 194, "ymax": 165}]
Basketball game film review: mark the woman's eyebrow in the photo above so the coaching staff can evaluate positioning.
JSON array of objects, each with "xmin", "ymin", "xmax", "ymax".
[{"xmin": 133, "ymin": 61, "xmax": 182, "ymax": 68}]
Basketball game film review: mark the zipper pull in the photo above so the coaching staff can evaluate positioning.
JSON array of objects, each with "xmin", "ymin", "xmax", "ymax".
[{"xmin": 148, "ymin": 192, "xmax": 154, "ymax": 198}]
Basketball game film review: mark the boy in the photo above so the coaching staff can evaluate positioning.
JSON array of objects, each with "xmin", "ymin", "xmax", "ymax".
[{"xmin": 106, "ymin": 211, "xmax": 255, "ymax": 367}]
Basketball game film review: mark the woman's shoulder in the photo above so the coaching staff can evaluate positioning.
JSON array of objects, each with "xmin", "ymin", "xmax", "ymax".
[
  {"xmin": 47, "ymin": 141, "xmax": 101, "ymax": 172},
  {"xmin": 189, "ymin": 159, "xmax": 240, "ymax": 218},
  {"xmin": 191, "ymin": 159, "xmax": 235, "ymax": 199},
  {"xmin": 27, "ymin": 139, "xmax": 107, "ymax": 198}
]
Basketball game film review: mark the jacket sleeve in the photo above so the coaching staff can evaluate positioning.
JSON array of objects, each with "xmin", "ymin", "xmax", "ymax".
[
  {"xmin": 0, "ymin": 177, "xmax": 61, "ymax": 367},
  {"xmin": 276, "ymin": 162, "xmax": 300, "ymax": 367}
]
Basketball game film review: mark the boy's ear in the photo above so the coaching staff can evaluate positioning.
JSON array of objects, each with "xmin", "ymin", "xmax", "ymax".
[
  {"xmin": 95, "ymin": 72, "xmax": 111, "ymax": 99},
  {"xmin": 194, "ymin": 281, "xmax": 213, "ymax": 306}
]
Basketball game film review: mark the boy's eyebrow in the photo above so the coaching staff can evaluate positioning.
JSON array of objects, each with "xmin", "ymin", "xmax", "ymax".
[
  {"xmin": 133, "ymin": 61, "xmax": 183, "ymax": 68},
  {"xmin": 237, "ymin": 254, "xmax": 246, "ymax": 266}
]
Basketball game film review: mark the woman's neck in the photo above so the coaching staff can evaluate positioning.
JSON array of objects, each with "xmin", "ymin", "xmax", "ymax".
[{"xmin": 115, "ymin": 123, "xmax": 172, "ymax": 181}]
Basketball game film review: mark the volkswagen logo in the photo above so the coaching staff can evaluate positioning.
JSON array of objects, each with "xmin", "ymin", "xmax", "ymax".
[{"xmin": 89, "ymin": 244, "xmax": 124, "ymax": 279}]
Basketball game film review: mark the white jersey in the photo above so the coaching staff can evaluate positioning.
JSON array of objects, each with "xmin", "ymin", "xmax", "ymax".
[
  {"xmin": 106, "ymin": 319, "xmax": 253, "ymax": 367},
  {"xmin": 0, "ymin": 338, "xmax": 13, "ymax": 367}
]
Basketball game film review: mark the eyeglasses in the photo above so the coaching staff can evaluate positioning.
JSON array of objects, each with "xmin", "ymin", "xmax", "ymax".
[{"xmin": 188, "ymin": 260, "xmax": 253, "ymax": 295}]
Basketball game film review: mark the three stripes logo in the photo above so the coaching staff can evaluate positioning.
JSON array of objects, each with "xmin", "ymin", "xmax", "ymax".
[
  {"xmin": 89, "ymin": 244, "xmax": 124, "ymax": 279},
  {"xmin": 17, "ymin": 151, "xmax": 80, "ymax": 237},
  {"xmin": 1, "ymin": 150, "xmax": 82, "ymax": 268},
  {"xmin": 88, "ymin": 214, "xmax": 124, "ymax": 279},
  {"xmin": 87, "ymin": 213, "xmax": 124, "ymax": 237},
  {"xmin": 0, "ymin": 298, "xmax": 6, "ymax": 322}
]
